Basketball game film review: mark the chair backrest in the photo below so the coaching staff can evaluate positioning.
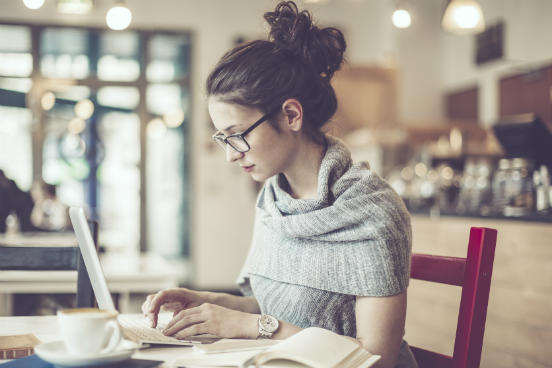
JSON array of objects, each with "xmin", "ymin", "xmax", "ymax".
[
  {"xmin": 0, "ymin": 222, "xmax": 99, "ymax": 309},
  {"xmin": 409, "ymin": 226, "xmax": 497, "ymax": 368}
]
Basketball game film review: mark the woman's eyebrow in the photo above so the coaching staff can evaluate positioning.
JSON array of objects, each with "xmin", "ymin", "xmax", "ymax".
[{"xmin": 221, "ymin": 124, "xmax": 238, "ymax": 133}]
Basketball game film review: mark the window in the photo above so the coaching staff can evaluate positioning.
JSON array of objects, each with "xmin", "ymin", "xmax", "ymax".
[{"xmin": 0, "ymin": 22, "xmax": 191, "ymax": 257}]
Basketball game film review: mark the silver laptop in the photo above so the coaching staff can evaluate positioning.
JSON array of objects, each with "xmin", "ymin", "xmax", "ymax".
[{"xmin": 69, "ymin": 206, "xmax": 219, "ymax": 346}]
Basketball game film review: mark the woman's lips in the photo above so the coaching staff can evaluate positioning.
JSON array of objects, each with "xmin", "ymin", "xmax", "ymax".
[{"xmin": 242, "ymin": 165, "xmax": 255, "ymax": 172}]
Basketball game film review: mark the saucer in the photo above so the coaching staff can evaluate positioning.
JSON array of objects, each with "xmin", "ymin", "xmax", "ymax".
[{"xmin": 34, "ymin": 339, "xmax": 139, "ymax": 367}]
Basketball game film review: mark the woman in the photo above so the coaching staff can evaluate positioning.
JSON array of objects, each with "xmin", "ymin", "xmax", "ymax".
[{"xmin": 142, "ymin": 2, "xmax": 416, "ymax": 367}]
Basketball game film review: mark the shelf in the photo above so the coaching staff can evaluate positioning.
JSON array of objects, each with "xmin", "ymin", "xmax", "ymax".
[{"xmin": 409, "ymin": 208, "xmax": 552, "ymax": 224}]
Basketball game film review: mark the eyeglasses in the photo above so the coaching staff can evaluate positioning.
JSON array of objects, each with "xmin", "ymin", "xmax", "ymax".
[{"xmin": 212, "ymin": 107, "xmax": 280, "ymax": 153}]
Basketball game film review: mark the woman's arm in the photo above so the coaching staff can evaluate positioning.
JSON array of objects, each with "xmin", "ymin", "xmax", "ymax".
[
  {"xmin": 355, "ymin": 291, "xmax": 407, "ymax": 368},
  {"xmin": 142, "ymin": 288, "xmax": 261, "ymax": 328},
  {"xmin": 249, "ymin": 292, "xmax": 407, "ymax": 348},
  {"xmin": 208, "ymin": 292, "xmax": 261, "ymax": 314},
  {"xmin": 159, "ymin": 288, "xmax": 407, "ymax": 360}
]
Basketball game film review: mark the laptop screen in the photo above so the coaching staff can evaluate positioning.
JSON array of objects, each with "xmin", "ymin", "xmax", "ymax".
[{"xmin": 69, "ymin": 207, "xmax": 116, "ymax": 311}]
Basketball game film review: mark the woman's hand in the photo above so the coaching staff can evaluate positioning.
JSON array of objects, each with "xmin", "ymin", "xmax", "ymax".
[
  {"xmin": 141, "ymin": 288, "xmax": 207, "ymax": 328},
  {"xmin": 162, "ymin": 303, "xmax": 259, "ymax": 339}
]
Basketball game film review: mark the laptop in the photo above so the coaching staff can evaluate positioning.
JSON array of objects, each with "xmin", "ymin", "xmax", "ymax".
[{"xmin": 69, "ymin": 206, "xmax": 219, "ymax": 347}]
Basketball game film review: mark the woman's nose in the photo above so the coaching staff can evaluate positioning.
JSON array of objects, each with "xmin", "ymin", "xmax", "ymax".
[{"xmin": 225, "ymin": 144, "xmax": 243, "ymax": 162}]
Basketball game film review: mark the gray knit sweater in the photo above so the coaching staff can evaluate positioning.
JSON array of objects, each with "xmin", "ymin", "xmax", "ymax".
[{"xmin": 238, "ymin": 135, "xmax": 417, "ymax": 367}]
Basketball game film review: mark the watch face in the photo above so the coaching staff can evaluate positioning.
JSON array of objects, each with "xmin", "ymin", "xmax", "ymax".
[{"xmin": 259, "ymin": 315, "xmax": 279, "ymax": 333}]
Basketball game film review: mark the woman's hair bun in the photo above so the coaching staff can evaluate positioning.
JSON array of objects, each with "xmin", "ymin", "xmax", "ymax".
[{"xmin": 264, "ymin": 1, "xmax": 346, "ymax": 80}]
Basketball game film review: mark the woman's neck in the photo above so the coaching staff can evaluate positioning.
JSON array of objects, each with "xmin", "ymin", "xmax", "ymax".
[{"xmin": 282, "ymin": 137, "xmax": 326, "ymax": 200}]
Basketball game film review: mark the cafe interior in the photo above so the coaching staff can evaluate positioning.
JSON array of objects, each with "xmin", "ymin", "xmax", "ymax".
[{"xmin": 0, "ymin": 0, "xmax": 551, "ymax": 367}]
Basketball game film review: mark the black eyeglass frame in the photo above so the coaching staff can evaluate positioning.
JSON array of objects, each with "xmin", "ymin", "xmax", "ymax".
[{"xmin": 212, "ymin": 106, "xmax": 281, "ymax": 153}]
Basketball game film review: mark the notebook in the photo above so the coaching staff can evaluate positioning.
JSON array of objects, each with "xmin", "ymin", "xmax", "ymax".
[
  {"xmin": 0, "ymin": 334, "xmax": 41, "ymax": 359},
  {"xmin": 69, "ymin": 207, "xmax": 219, "ymax": 347}
]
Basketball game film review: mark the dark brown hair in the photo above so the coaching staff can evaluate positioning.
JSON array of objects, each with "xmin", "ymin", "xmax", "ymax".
[{"xmin": 206, "ymin": 1, "xmax": 346, "ymax": 143}]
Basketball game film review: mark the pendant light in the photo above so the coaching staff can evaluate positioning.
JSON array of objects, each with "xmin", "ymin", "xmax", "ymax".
[
  {"xmin": 392, "ymin": 1, "xmax": 412, "ymax": 29},
  {"xmin": 106, "ymin": 1, "xmax": 132, "ymax": 31},
  {"xmin": 442, "ymin": 0, "xmax": 485, "ymax": 35},
  {"xmin": 22, "ymin": 0, "xmax": 45, "ymax": 9},
  {"xmin": 392, "ymin": 8, "xmax": 412, "ymax": 29}
]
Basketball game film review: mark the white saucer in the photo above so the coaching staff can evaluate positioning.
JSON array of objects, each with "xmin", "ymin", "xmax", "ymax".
[{"xmin": 34, "ymin": 339, "xmax": 139, "ymax": 367}]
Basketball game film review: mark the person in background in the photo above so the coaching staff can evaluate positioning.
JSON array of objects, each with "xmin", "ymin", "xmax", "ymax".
[
  {"xmin": 142, "ymin": 2, "xmax": 416, "ymax": 367},
  {"xmin": 0, "ymin": 169, "xmax": 35, "ymax": 233},
  {"xmin": 30, "ymin": 180, "xmax": 69, "ymax": 231}
]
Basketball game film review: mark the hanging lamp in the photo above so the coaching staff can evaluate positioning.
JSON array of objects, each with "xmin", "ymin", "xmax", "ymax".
[{"xmin": 442, "ymin": 0, "xmax": 485, "ymax": 35}]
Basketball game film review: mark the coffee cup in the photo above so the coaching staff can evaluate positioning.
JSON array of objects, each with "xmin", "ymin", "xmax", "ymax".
[{"xmin": 57, "ymin": 308, "xmax": 122, "ymax": 355}]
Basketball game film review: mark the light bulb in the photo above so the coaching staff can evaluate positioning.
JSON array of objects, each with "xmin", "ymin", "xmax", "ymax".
[
  {"xmin": 415, "ymin": 163, "xmax": 428, "ymax": 178},
  {"xmin": 147, "ymin": 118, "xmax": 167, "ymax": 139},
  {"xmin": 163, "ymin": 109, "xmax": 185, "ymax": 128},
  {"xmin": 75, "ymin": 99, "xmax": 94, "ymax": 120},
  {"xmin": 452, "ymin": 6, "xmax": 481, "ymax": 29},
  {"xmin": 442, "ymin": 0, "xmax": 485, "ymax": 34},
  {"xmin": 22, "ymin": 0, "xmax": 45, "ymax": 10},
  {"xmin": 68, "ymin": 118, "xmax": 86, "ymax": 135},
  {"xmin": 392, "ymin": 9, "xmax": 411, "ymax": 29},
  {"xmin": 41, "ymin": 91, "xmax": 56, "ymax": 111},
  {"xmin": 106, "ymin": 5, "xmax": 132, "ymax": 31}
]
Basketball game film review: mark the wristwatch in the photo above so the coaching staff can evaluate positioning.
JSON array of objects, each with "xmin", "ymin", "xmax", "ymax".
[{"xmin": 257, "ymin": 314, "xmax": 279, "ymax": 339}]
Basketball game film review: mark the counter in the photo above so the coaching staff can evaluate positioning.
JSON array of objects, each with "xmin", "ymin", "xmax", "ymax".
[{"xmin": 405, "ymin": 215, "xmax": 552, "ymax": 367}]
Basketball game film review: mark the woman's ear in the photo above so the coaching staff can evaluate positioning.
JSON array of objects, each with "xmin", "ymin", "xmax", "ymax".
[{"xmin": 281, "ymin": 99, "xmax": 303, "ymax": 132}]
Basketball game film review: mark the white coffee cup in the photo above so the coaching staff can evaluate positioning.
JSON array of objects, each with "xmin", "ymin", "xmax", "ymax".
[{"xmin": 57, "ymin": 308, "xmax": 122, "ymax": 356}]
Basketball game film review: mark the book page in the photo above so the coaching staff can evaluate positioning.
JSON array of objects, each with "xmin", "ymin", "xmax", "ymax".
[
  {"xmin": 338, "ymin": 348, "xmax": 381, "ymax": 368},
  {"xmin": 174, "ymin": 349, "xmax": 262, "ymax": 367},
  {"xmin": 255, "ymin": 327, "xmax": 368, "ymax": 368},
  {"xmin": 193, "ymin": 339, "xmax": 278, "ymax": 354}
]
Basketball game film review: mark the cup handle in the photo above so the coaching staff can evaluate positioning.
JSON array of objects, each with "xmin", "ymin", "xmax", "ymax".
[{"xmin": 100, "ymin": 320, "xmax": 122, "ymax": 354}]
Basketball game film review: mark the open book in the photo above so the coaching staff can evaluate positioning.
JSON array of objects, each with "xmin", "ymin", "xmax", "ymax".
[{"xmin": 175, "ymin": 327, "xmax": 380, "ymax": 368}]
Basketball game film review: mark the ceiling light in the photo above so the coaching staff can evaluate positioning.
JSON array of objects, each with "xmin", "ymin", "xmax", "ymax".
[
  {"xmin": 442, "ymin": 0, "xmax": 485, "ymax": 35},
  {"xmin": 106, "ymin": 2, "xmax": 132, "ymax": 31},
  {"xmin": 392, "ymin": 8, "xmax": 412, "ymax": 29},
  {"xmin": 22, "ymin": 0, "xmax": 45, "ymax": 9},
  {"xmin": 57, "ymin": 0, "xmax": 93, "ymax": 14}
]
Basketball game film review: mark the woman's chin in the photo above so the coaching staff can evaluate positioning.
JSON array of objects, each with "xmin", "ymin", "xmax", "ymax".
[{"xmin": 249, "ymin": 171, "xmax": 270, "ymax": 182}]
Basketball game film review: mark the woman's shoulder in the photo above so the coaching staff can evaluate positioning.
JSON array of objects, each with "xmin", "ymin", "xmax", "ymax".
[
  {"xmin": 335, "ymin": 163, "xmax": 411, "ymax": 229},
  {"xmin": 335, "ymin": 160, "xmax": 401, "ymax": 200}
]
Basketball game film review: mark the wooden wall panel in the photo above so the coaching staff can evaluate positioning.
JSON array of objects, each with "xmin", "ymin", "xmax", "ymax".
[
  {"xmin": 329, "ymin": 66, "xmax": 397, "ymax": 138},
  {"xmin": 446, "ymin": 86, "xmax": 479, "ymax": 121},
  {"xmin": 499, "ymin": 65, "xmax": 552, "ymax": 124}
]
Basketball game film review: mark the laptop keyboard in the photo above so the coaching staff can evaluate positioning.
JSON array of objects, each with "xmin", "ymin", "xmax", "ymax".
[{"xmin": 118, "ymin": 313, "xmax": 220, "ymax": 345}]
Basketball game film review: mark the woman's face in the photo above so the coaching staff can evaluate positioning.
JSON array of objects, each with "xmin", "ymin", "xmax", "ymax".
[{"xmin": 208, "ymin": 98, "xmax": 297, "ymax": 182}]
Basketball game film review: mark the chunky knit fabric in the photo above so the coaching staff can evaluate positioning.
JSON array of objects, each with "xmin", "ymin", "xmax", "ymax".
[
  {"xmin": 238, "ymin": 135, "xmax": 412, "ymax": 295},
  {"xmin": 237, "ymin": 135, "xmax": 417, "ymax": 367}
]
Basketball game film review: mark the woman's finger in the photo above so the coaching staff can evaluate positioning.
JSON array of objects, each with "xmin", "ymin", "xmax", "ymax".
[
  {"xmin": 141, "ymin": 294, "xmax": 155, "ymax": 315},
  {"xmin": 163, "ymin": 313, "xmax": 205, "ymax": 336},
  {"xmin": 165, "ymin": 305, "xmax": 204, "ymax": 330},
  {"xmin": 172, "ymin": 323, "xmax": 209, "ymax": 340},
  {"xmin": 148, "ymin": 291, "xmax": 174, "ymax": 327},
  {"xmin": 160, "ymin": 302, "xmax": 182, "ymax": 312}
]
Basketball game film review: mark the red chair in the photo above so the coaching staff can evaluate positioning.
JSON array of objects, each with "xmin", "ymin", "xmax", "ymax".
[{"xmin": 409, "ymin": 227, "xmax": 497, "ymax": 368}]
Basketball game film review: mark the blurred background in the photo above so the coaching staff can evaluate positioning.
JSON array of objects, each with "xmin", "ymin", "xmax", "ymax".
[{"xmin": 1, "ymin": 1, "xmax": 551, "ymax": 366}]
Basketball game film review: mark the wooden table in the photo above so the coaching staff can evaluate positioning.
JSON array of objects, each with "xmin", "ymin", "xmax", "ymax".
[{"xmin": 0, "ymin": 315, "xmax": 197, "ymax": 367}]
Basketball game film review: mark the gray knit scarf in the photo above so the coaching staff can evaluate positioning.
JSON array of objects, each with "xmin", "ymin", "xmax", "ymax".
[{"xmin": 238, "ymin": 135, "xmax": 412, "ymax": 296}]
